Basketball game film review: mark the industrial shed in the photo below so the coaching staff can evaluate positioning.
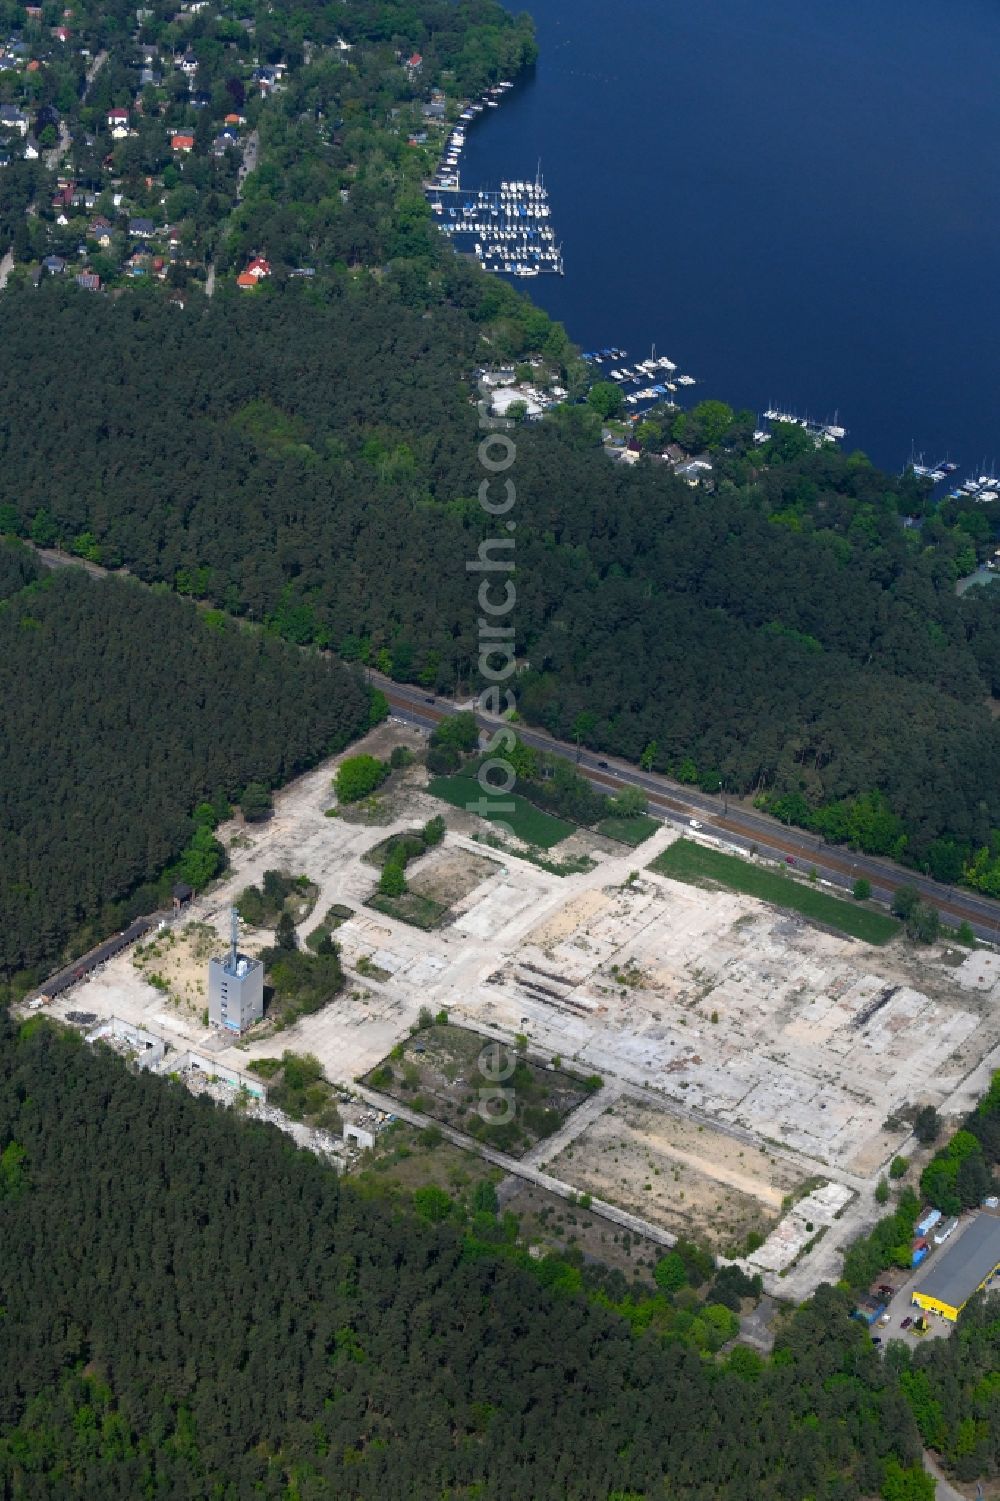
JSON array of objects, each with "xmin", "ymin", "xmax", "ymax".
[{"xmin": 911, "ymin": 1214, "xmax": 1000, "ymax": 1321}]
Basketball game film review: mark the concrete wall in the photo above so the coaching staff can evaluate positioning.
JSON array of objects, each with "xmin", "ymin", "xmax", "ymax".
[
  {"xmin": 168, "ymin": 1051, "xmax": 267, "ymax": 1100},
  {"xmin": 86, "ymin": 1016, "xmax": 165, "ymax": 1069}
]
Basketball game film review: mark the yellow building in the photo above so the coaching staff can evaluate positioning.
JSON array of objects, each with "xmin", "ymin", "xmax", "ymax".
[{"xmin": 911, "ymin": 1213, "xmax": 1000, "ymax": 1322}]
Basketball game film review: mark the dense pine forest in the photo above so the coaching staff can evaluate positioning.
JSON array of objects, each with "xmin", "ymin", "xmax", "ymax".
[
  {"xmin": 0, "ymin": 1012, "xmax": 966, "ymax": 1500},
  {"xmin": 0, "ymin": 546, "xmax": 373, "ymax": 981},
  {"xmin": 2, "ymin": 282, "xmax": 1000, "ymax": 879},
  {"xmin": 0, "ymin": 0, "xmax": 997, "ymax": 916}
]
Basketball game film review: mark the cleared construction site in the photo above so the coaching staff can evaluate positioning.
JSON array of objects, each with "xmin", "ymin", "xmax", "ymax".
[{"xmin": 37, "ymin": 724, "xmax": 1000, "ymax": 1296}]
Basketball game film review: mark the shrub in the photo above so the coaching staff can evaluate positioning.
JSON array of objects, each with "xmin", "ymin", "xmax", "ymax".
[
  {"xmin": 335, "ymin": 754, "xmax": 388, "ymax": 804},
  {"xmin": 379, "ymin": 860, "xmax": 407, "ymax": 897},
  {"xmin": 889, "ymin": 1155, "xmax": 908, "ymax": 1180},
  {"xmin": 653, "ymin": 1252, "xmax": 688, "ymax": 1293},
  {"xmin": 891, "ymin": 884, "xmax": 919, "ymax": 920},
  {"xmin": 852, "ymin": 877, "xmax": 871, "ymax": 901}
]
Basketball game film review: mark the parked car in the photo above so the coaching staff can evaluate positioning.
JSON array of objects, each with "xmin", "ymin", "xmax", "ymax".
[
  {"xmin": 690, "ymin": 819, "xmax": 702, "ymax": 830},
  {"xmin": 871, "ymin": 1336, "xmax": 882, "ymax": 1346},
  {"xmin": 901, "ymin": 1317, "xmax": 912, "ymax": 1330},
  {"xmin": 785, "ymin": 856, "xmax": 795, "ymax": 865}
]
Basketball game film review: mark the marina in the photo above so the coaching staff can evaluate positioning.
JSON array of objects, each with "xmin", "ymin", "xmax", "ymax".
[
  {"xmin": 905, "ymin": 448, "xmax": 960, "ymax": 486},
  {"xmin": 581, "ymin": 346, "xmax": 699, "ymax": 411},
  {"xmin": 762, "ymin": 407, "xmax": 847, "ymax": 446},
  {"xmin": 426, "ymin": 84, "xmax": 564, "ymax": 278},
  {"xmin": 954, "ymin": 474, "xmax": 1000, "ymax": 504}
]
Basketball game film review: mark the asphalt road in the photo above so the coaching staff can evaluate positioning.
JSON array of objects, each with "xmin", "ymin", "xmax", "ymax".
[{"xmin": 372, "ymin": 673, "xmax": 1000, "ymax": 944}]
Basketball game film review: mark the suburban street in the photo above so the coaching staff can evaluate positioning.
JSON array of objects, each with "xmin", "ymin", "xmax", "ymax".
[{"xmin": 237, "ymin": 129, "xmax": 258, "ymax": 198}]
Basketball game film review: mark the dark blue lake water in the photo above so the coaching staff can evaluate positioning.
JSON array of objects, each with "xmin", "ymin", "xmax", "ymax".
[{"xmin": 458, "ymin": 0, "xmax": 1000, "ymax": 473}]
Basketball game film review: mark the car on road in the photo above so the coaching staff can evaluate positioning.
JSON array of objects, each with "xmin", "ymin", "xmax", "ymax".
[
  {"xmin": 689, "ymin": 819, "xmax": 702, "ymax": 830},
  {"xmin": 424, "ymin": 696, "xmax": 435, "ymax": 704},
  {"xmin": 871, "ymin": 1336, "xmax": 882, "ymax": 1347},
  {"xmin": 900, "ymin": 1316, "xmax": 912, "ymax": 1329},
  {"xmin": 597, "ymin": 759, "xmax": 608, "ymax": 768},
  {"xmin": 785, "ymin": 856, "xmax": 795, "ymax": 865}
]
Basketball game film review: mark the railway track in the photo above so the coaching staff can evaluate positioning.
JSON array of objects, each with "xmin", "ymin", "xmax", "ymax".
[{"xmin": 379, "ymin": 680, "xmax": 1000, "ymax": 942}]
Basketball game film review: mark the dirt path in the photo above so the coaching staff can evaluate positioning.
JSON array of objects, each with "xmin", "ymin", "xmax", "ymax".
[{"xmin": 923, "ymin": 1450, "xmax": 971, "ymax": 1501}]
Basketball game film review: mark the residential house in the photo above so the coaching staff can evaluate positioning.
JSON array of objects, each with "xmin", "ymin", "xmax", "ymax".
[
  {"xmin": 0, "ymin": 104, "xmax": 28, "ymax": 134},
  {"xmin": 107, "ymin": 107, "xmax": 128, "ymax": 129},
  {"xmin": 253, "ymin": 65, "xmax": 278, "ymax": 93},
  {"xmin": 675, "ymin": 456, "xmax": 714, "ymax": 487},
  {"xmin": 42, "ymin": 254, "xmax": 65, "ymax": 273},
  {"xmin": 51, "ymin": 24, "xmax": 69, "ymax": 41},
  {"xmin": 22, "ymin": 134, "xmax": 39, "ymax": 158},
  {"xmin": 75, "ymin": 271, "xmax": 100, "ymax": 290},
  {"xmin": 170, "ymin": 132, "xmax": 195, "ymax": 152},
  {"xmin": 224, "ymin": 112, "xmax": 245, "ymax": 127},
  {"xmin": 405, "ymin": 52, "xmax": 423, "ymax": 75},
  {"xmin": 129, "ymin": 216, "xmax": 155, "ymax": 239},
  {"xmin": 237, "ymin": 255, "xmax": 271, "ymax": 288}
]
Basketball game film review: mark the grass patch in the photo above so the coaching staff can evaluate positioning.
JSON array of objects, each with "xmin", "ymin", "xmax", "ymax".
[
  {"xmin": 596, "ymin": 813, "xmax": 661, "ymax": 846},
  {"xmin": 366, "ymin": 891, "xmax": 448, "ymax": 930},
  {"xmin": 427, "ymin": 772, "xmax": 574, "ymax": 849},
  {"xmin": 363, "ymin": 1023, "xmax": 598, "ymax": 1159},
  {"xmin": 649, "ymin": 839, "xmax": 900, "ymax": 945},
  {"xmin": 471, "ymin": 831, "xmax": 594, "ymax": 877},
  {"xmin": 305, "ymin": 903, "xmax": 355, "ymax": 952}
]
